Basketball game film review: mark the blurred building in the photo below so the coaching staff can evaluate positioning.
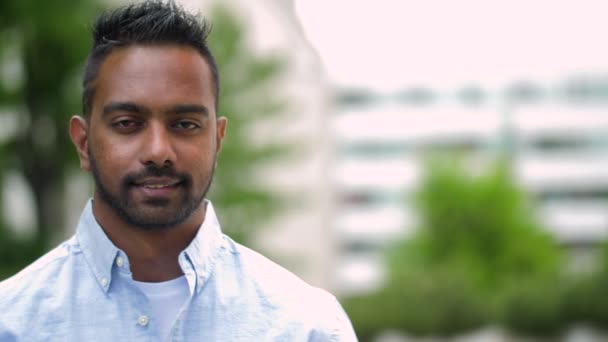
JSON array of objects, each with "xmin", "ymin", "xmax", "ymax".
[
  {"xmin": 331, "ymin": 78, "xmax": 608, "ymax": 295},
  {"xmin": 285, "ymin": 0, "xmax": 608, "ymax": 298}
]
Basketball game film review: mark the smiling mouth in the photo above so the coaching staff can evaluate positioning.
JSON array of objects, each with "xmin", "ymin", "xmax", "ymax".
[
  {"xmin": 133, "ymin": 178, "xmax": 182, "ymax": 189},
  {"xmin": 142, "ymin": 184, "xmax": 176, "ymax": 189}
]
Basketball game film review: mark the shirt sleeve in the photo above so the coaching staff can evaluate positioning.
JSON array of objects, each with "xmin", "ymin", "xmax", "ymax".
[
  {"xmin": 308, "ymin": 291, "xmax": 359, "ymax": 342},
  {"xmin": 330, "ymin": 296, "xmax": 358, "ymax": 342}
]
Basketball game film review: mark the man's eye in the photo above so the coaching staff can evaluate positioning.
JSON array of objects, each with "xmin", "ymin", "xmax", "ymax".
[
  {"xmin": 173, "ymin": 121, "xmax": 200, "ymax": 130},
  {"xmin": 112, "ymin": 119, "xmax": 142, "ymax": 129}
]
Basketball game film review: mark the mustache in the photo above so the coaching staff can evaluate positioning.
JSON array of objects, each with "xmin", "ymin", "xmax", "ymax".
[{"xmin": 122, "ymin": 165, "xmax": 192, "ymax": 187}]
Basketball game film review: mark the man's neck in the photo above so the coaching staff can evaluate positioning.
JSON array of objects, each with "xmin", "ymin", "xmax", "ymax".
[{"xmin": 91, "ymin": 194, "xmax": 206, "ymax": 282}]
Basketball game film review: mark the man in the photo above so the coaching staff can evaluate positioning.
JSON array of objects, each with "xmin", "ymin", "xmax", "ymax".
[{"xmin": 0, "ymin": 1, "xmax": 357, "ymax": 341}]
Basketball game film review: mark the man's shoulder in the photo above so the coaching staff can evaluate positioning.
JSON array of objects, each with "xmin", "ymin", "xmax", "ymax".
[
  {"xmin": 0, "ymin": 237, "xmax": 77, "ymax": 304},
  {"xmin": 222, "ymin": 237, "xmax": 322, "ymax": 297},
  {"xmin": 217, "ymin": 237, "xmax": 357, "ymax": 340}
]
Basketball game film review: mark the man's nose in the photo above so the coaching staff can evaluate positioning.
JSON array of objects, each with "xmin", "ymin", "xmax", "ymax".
[{"xmin": 140, "ymin": 122, "xmax": 176, "ymax": 167}]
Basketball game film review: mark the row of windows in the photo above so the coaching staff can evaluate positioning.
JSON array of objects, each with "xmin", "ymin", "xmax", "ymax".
[
  {"xmin": 337, "ymin": 75, "xmax": 608, "ymax": 108},
  {"xmin": 339, "ymin": 190, "xmax": 608, "ymax": 207},
  {"xmin": 337, "ymin": 135, "xmax": 608, "ymax": 157}
]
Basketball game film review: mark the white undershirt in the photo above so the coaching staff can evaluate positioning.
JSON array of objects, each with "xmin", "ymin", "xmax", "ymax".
[{"xmin": 133, "ymin": 275, "xmax": 190, "ymax": 341}]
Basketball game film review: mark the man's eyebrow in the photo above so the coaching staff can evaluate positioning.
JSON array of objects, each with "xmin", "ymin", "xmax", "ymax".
[
  {"xmin": 102, "ymin": 102, "xmax": 150, "ymax": 116},
  {"xmin": 168, "ymin": 104, "xmax": 210, "ymax": 116}
]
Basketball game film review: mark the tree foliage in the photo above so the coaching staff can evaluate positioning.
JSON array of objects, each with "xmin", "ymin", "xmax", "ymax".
[
  {"xmin": 0, "ymin": 0, "xmax": 103, "ymax": 279},
  {"xmin": 401, "ymin": 157, "xmax": 561, "ymax": 292},
  {"xmin": 564, "ymin": 241, "xmax": 608, "ymax": 330}
]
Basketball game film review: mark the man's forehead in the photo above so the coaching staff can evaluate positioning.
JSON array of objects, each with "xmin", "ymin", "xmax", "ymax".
[
  {"xmin": 99, "ymin": 44, "xmax": 212, "ymax": 79},
  {"xmin": 91, "ymin": 44, "xmax": 215, "ymax": 115}
]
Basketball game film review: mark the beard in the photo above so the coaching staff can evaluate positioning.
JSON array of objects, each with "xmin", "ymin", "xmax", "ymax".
[{"xmin": 88, "ymin": 148, "xmax": 215, "ymax": 231}]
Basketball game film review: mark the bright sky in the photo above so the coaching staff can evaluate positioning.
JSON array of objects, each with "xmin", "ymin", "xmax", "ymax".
[{"xmin": 294, "ymin": 0, "xmax": 608, "ymax": 90}]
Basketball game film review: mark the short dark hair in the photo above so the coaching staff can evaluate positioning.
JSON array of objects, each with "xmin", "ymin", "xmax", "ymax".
[{"xmin": 82, "ymin": 0, "xmax": 219, "ymax": 117}]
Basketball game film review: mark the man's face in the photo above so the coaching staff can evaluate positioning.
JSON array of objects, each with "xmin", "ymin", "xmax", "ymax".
[{"xmin": 71, "ymin": 45, "xmax": 226, "ymax": 230}]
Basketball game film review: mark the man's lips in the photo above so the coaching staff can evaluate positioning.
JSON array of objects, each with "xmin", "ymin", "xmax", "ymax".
[{"xmin": 132, "ymin": 177, "xmax": 182, "ymax": 189}]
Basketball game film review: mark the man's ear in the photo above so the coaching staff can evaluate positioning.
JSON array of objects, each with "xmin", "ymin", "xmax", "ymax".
[
  {"xmin": 69, "ymin": 116, "xmax": 91, "ymax": 171},
  {"xmin": 215, "ymin": 116, "xmax": 227, "ymax": 154}
]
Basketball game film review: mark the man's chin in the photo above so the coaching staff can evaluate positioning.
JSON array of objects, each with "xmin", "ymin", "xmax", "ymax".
[
  {"xmin": 140, "ymin": 197, "xmax": 172, "ymax": 207},
  {"xmin": 124, "ymin": 215, "xmax": 185, "ymax": 230},
  {"xmin": 122, "ymin": 207, "xmax": 186, "ymax": 229}
]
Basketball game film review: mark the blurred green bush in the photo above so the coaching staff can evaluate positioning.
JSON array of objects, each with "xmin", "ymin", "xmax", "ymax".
[
  {"xmin": 563, "ymin": 242, "xmax": 608, "ymax": 330},
  {"xmin": 497, "ymin": 276, "xmax": 565, "ymax": 337},
  {"xmin": 0, "ymin": 224, "xmax": 42, "ymax": 280}
]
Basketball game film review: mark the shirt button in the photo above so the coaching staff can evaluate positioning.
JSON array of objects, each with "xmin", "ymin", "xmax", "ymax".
[
  {"xmin": 138, "ymin": 315, "xmax": 149, "ymax": 326},
  {"xmin": 116, "ymin": 257, "xmax": 124, "ymax": 267},
  {"xmin": 100, "ymin": 278, "xmax": 108, "ymax": 287}
]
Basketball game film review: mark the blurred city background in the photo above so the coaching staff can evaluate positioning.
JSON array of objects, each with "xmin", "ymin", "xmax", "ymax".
[{"xmin": 1, "ymin": 0, "xmax": 608, "ymax": 341}]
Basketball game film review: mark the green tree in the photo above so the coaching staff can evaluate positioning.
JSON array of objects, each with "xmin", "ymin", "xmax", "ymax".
[
  {"xmin": 0, "ymin": 0, "xmax": 103, "ymax": 279},
  {"xmin": 406, "ymin": 157, "xmax": 561, "ymax": 292}
]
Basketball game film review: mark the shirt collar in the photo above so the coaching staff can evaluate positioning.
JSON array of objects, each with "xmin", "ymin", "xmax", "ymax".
[
  {"xmin": 76, "ymin": 199, "xmax": 226, "ymax": 293},
  {"xmin": 181, "ymin": 200, "xmax": 227, "ymax": 290}
]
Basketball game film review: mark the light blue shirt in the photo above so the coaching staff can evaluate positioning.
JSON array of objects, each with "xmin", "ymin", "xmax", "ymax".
[{"xmin": 0, "ymin": 200, "xmax": 357, "ymax": 341}]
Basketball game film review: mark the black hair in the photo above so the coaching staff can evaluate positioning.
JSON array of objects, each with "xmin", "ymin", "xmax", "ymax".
[{"xmin": 81, "ymin": 0, "xmax": 219, "ymax": 117}]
